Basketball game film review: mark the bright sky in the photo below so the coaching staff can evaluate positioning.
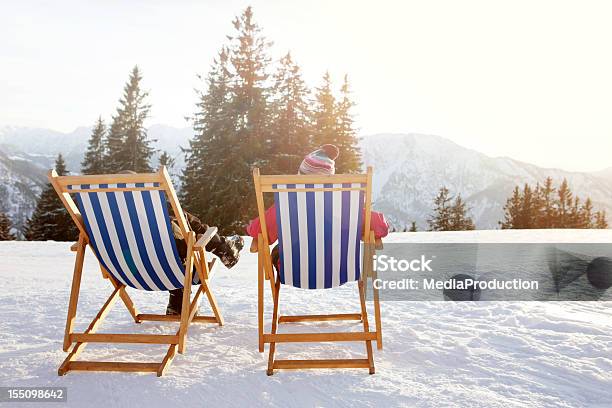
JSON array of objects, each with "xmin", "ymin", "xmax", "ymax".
[{"xmin": 1, "ymin": 0, "xmax": 612, "ymax": 172}]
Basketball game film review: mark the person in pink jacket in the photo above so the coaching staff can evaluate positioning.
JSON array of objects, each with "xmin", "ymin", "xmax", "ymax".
[{"xmin": 247, "ymin": 145, "xmax": 389, "ymax": 265}]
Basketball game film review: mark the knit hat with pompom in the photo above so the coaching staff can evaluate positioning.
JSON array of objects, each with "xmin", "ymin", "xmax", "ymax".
[{"xmin": 298, "ymin": 144, "xmax": 339, "ymax": 175}]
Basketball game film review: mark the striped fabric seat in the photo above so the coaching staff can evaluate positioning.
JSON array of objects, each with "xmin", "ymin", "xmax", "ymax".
[
  {"xmin": 273, "ymin": 183, "xmax": 365, "ymax": 289},
  {"xmin": 69, "ymin": 183, "xmax": 195, "ymax": 291}
]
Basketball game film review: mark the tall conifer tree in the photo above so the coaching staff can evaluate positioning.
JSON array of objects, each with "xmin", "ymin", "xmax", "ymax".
[
  {"xmin": 334, "ymin": 75, "xmax": 361, "ymax": 172},
  {"xmin": 81, "ymin": 116, "xmax": 106, "ymax": 175},
  {"xmin": 269, "ymin": 52, "xmax": 312, "ymax": 173},
  {"xmin": 215, "ymin": 7, "xmax": 273, "ymax": 233},
  {"xmin": 450, "ymin": 194, "xmax": 475, "ymax": 230},
  {"xmin": 428, "ymin": 187, "xmax": 453, "ymax": 231},
  {"xmin": 183, "ymin": 7, "xmax": 273, "ymax": 233},
  {"xmin": 312, "ymin": 72, "xmax": 337, "ymax": 150},
  {"xmin": 501, "ymin": 186, "xmax": 522, "ymax": 229},
  {"xmin": 312, "ymin": 73, "xmax": 361, "ymax": 173},
  {"xmin": 182, "ymin": 47, "xmax": 234, "ymax": 224},
  {"xmin": 105, "ymin": 66, "xmax": 153, "ymax": 172},
  {"xmin": 595, "ymin": 210, "xmax": 608, "ymax": 229},
  {"xmin": 158, "ymin": 151, "xmax": 175, "ymax": 170},
  {"xmin": 25, "ymin": 154, "xmax": 78, "ymax": 241}
]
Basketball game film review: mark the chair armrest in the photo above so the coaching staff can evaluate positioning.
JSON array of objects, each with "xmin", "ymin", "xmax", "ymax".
[
  {"xmin": 70, "ymin": 242, "xmax": 80, "ymax": 252},
  {"xmin": 193, "ymin": 226, "xmax": 218, "ymax": 250}
]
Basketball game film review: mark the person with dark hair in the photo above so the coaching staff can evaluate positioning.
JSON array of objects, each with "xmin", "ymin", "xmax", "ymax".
[
  {"xmin": 166, "ymin": 211, "xmax": 243, "ymax": 315},
  {"xmin": 116, "ymin": 170, "xmax": 243, "ymax": 315}
]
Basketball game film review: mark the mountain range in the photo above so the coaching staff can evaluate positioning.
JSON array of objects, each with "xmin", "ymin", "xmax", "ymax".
[
  {"xmin": 1, "ymin": 125, "xmax": 611, "ymax": 237},
  {"xmin": 362, "ymin": 133, "xmax": 612, "ymax": 230}
]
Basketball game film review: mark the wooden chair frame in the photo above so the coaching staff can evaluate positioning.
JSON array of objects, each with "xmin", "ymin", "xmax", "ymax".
[
  {"xmin": 253, "ymin": 167, "xmax": 382, "ymax": 375},
  {"xmin": 50, "ymin": 167, "xmax": 223, "ymax": 376}
]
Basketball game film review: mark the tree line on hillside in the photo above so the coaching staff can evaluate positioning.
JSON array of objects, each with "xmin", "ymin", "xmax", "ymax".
[
  {"xmin": 500, "ymin": 177, "xmax": 608, "ymax": 229},
  {"xmin": 12, "ymin": 6, "xmax": 361, "ymax": 241},
  {"xmin": 399, "ymin": 178, "xmax": 608, "ymax": 233}
]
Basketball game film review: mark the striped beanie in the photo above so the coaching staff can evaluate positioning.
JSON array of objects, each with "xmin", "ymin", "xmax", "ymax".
[{"xmin": 298, "ymin": 144, "xmax": 339, "ymax": 175}]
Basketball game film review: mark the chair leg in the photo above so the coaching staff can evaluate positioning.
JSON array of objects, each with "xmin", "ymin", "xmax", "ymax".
[
  {"xmin": 359, "ymin": 280, "xmax": 376, "ymax": 374},
  {"xmin": 201, "ymin": 279, "xmax": 223, "ymax": 326},
  {"xmin": 267, "ymin": 279, "xmax": 281, "ymax": 376},
  {"xmin": 258, "ymin": 242, "xmax": 264, "ymax": 352},
  {"xmin": 59, "ymin": 286, "xmax": 121, "ymax": 375},
  {"xmin": 63, "ymin": 235, "xmax": 86, "ymax": 352},
  {"xmin": 178, "ymin": 233, "xmax": 195, "ymax": 354},
  {"xmin": 371, "ymin": 270, "xmax": 383, "ymax": 350},
  {"xmin": 262, "ymin": 279, "xmax": 375, "ymax": 375},
  {"xmin": 194, "ymin": 252, "xmax": 223, "ymax": 327},
  {"xmin": 157, "ymin": 345, "xmax": 177, "ymax": 377},
  {"xmin": 369, "ymin": 231, "xmax": 383, "ymax": 350}
]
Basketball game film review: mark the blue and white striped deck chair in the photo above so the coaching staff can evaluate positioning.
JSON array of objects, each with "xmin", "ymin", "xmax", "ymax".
[
  {"xmin": 253, "ymin": 167, "xmax": 382, "ymax": 375},
  {"xmin": 49, "ymin": 167, "xmax": 223, "ymax": 376}
]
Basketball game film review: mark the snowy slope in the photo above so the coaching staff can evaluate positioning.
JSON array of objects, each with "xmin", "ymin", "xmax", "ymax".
[
  {"xmin": 362, "ymin": 133, "xmax": 612, "ymax": 230},
  {"xmin": 0, "ymin": 149, "xmax": 47, "ymax": 237},
  {"xmin": 0, "ymin": 232, "xmax": 611, "ymax": 407}
]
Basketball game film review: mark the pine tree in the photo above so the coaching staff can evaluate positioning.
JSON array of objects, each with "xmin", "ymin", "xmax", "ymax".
[
  {"xmin": 450, "ymin": 194, "xmax": 475, "ymax": 230},
  {"xmin": 556, "ymin": 179, "xmax": 572, "ymax": 227},
  {"xmin": 409, "ymin": 221, "xmax": 417, "ymax": 232},
  {"xmin": 334, "ymin": 74, "xmax": 361, "ymax": 172},
  {"xmin": 580, "ymin": 198, "xmax": 594, "ymax": 228},
  {"xmin": 104, "ymin": 117, "xmax": 123, "ymax": 172},
  {"xmin": 311, "ymin": 72, "xmax": 337, "ymax": 150},
  {"xmin": 105, "ymin": 66, "xmax": 153, "ymax": 172},
  {"xmin": 81, "ymin": 116, "xmax": 106, "ymax": 175},
  {"xmin": 520, "ymin": 184, "xmax": 536, "ymax": 228},
  {"xmin": 595, "ymin": 210, "xmax": 608, "ymax": 229},
  {"xmin": 181, "ymin": 48, "xmax": 234, "ymax": 220},
  {"xmin": 24, "ymin": 154, "xmax": 79, "ymax": 241},
  {"xmin": 311, "ymin": 73, "xmax": 361, "ymax": 173},
  {"xmin": 183, "ymin": 7, "xmax": 273, "ymax": 234},
  {"xmin": 269, "ymin": 52, "xmax": 312, "ymax": 173},
  {"xmin": 158, "ymin": 151, "xmax": 175, "ymax": 170},
  {"xmin": 229, "ymin": 6, "xmax": 273, "ymax": 164},
  {"xmin": 216, "ymin": 6, "xmax": 273, "ymax": 233},
  {"xmin": 0, "ymin": 212, "xmax": 16, "ymax": 240},
  {"xmin": 539, "ymin": 177, "xmax": 556, "ymax": 228},
  {"xmin": 428, "ymin": 187, "xmax": 453, "ymax": 231},
  {"xmin": 500, "ymin": 186, "xmax": 522, "ymax": 229},
  {"xmin": 569, "ymin": 196, "xmax": 582, "ymax": 228}
]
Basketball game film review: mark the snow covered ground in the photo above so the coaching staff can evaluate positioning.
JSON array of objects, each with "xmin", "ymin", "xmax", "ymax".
[{"xmin": 0, "ymin": 231, "xmax": 611, "ymax": 407}]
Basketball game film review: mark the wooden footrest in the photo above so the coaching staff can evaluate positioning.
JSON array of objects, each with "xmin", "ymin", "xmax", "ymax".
[
  {"xmin": 70, "ymin": 333, "xmax": 178, "ymax": 344},
  {"xmin": 273, "ymin": 359, "xmax": 370, "ymax": 369},
  {"xmin": 279, "ymin": 313, "xmax": 362, "ymax": 323},
  {"xmin": 136, "ymin": 314, "xmax": 218, "ymax": 323},
  {"xmin": 264, "ymin": 331, "xmax": 377, "ymax": 343},
  {"xmin": 65, "ymin": 361, "xmax": 160, "ymax": 373}
]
